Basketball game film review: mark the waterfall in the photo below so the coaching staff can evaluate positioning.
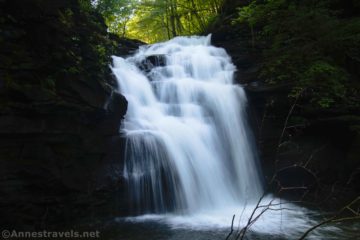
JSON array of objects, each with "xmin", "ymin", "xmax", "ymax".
[
  {"xmin": 109, "ymin": 36, "xmax": 350, "ymax": 240},
  {"xmin": 112, "ymin": 35, "xmax": 263, "ymax": 215}
]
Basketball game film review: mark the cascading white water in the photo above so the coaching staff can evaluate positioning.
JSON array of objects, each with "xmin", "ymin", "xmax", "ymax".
[
  {"xmin": 109, "ymin": 35, "xmax": 355, "ymax": 239},
  {"xmin": 111, "ymin": 35, "xmax": 263, "ymax": 214}
]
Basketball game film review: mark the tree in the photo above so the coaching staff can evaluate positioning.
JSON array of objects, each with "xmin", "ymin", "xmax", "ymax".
[
  {"xmin": 95, "ymin": 0, "xmax": 134, "ymax": 37},
  {"xmin": 95, "ymin": 0, "xmax": 225, "ymax": 43}
]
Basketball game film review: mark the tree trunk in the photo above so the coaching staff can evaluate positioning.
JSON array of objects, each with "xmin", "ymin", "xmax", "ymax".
[{"xmin": 169, "ymin": 0, "xmax": 177, "ymax": 37}]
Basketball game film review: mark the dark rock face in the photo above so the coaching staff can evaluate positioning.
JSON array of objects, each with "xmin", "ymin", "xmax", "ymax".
[
  {"xmin": 137, "ymin": 54, "xmax": 167, "ymax": 74},
  {"xmin": 274, "ymin": 166, "xmax": 318, "ymax": 198},
  {"xmin": 211, "ymin": 4, "xmax": 360, "ymax": 207},
  {"xmin": 111, "ymin": 36, "xmax": 145, "ymax": 57},
  {"xmin": 0, "ymin": 96, "xmax": 131, "ymax": 230},
  {"xmin": 0, "ymin": 0, "xmax": 140, "ymax": 230}
]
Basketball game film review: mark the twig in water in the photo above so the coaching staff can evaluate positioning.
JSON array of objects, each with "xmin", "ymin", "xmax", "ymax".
[
  {"xmin": 225, "ymin": 214, "xmax": 236, "ymax": 240},
  {"xmin": 298, "ymin": 197, "xmax": 360, "ymax": 240}
]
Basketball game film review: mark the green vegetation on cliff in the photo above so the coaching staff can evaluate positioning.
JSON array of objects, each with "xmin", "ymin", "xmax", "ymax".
[
  {"xmin": 0, "ymin": 0, "xmax": 138, "ymax": 229},
  {"xmin": 0, "ymin": 0, "xmax": 142, "ymax": 109},
  {"xmin": 235, "ymin": 0, "xmax": 360, "ymax": 109},
  {"xmin": 215, "ymin": 0, "xmax": 360, "ymax": 209}
]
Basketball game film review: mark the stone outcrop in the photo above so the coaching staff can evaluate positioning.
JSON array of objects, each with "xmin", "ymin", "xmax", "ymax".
[
  {"xmin": 0, "ymin": 0, "xmax": 142, "ymax": 229},
  {"xmin": 210, "ymin": 2, "xmax": 360, "ymax": 208}
]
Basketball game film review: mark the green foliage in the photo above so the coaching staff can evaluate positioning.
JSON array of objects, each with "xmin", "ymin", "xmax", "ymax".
[
  {"xmin": 236, "ymin": 0, "xmax": 360, "ymax": 108},
  {"xmin": 94, "ymin": 0, "xmax": 223, "ymax": 43},
  {"xmin": 0, "ymin": 0, "xmax": 122, "ymax": 104},
  {"xmin": 301, "ymin": 61, "xmax": 347, "ymax": 107},
  {"xmin": 59, "ymin": 8, "xmax": 74, "ymax": 27},
  {"xmin": 95, "ymin": 0, "xmax": 133, "ymax": 37}
]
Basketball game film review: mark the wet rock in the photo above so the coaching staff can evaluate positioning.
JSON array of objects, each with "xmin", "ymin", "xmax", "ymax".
[
  {"xmin": 137, "ymin": 54, "xmax": 167, "ymax": 73},
  {"xmin": 106, "ymin": 91, "xmax": 128, "ymax": 117}
]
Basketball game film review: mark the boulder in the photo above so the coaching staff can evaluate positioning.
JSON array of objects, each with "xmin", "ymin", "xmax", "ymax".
[{"xmin": 137, "ymin": 54, "xmax": 167, "ymax": 73}]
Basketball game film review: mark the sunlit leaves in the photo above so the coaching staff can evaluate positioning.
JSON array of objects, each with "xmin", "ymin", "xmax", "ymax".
[
  {"xmin": 95, "ymin": 0, "xmax": 134, "ymax": 37},
  {"xmin": 95, "ymin": 0, "xmax": 223, "ymax": 43}
]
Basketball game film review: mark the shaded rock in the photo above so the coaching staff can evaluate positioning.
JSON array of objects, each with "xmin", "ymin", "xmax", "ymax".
[
  {"xmin": 137, "ymin": 54, "xmax": 167, "ymax": 73},
  {"xmin": 110, "ymin": 35, "xmax": 145, "ymax": 57},
  {"xmin": 211, "ymin": 0, "xmax": 360, "ymax": 208},
  {"xmin": 275, "ymin": 166, "xmax": 318, "ymax": 194},
  {"xmin": 106, "ymin": 91, "xmax": 128, "ymax": 117},
  {"xmin": 0, "ymin": 0, "xmax": 140, "ymax": 230}
]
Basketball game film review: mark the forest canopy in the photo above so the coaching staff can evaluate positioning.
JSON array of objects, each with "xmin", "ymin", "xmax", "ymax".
[{"xmin": 93, "ymin": 0, "xmax": 223, "ymax": 43}]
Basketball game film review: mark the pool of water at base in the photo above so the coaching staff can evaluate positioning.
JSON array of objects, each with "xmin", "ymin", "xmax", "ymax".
[{"xmin": 96, "ymin": 212, "xmax": 359, "ymax": 240}]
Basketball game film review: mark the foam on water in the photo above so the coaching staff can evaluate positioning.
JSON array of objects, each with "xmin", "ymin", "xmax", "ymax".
[{"xmin": 120, "ymin": 195, "xmax": 345, "ymax": 239}]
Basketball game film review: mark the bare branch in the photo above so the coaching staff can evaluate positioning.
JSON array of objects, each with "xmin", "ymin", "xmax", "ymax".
[
  {"xmin": 225, "ymin": 214, "xmax": 236, "ymax": 240},
  {"xmin": 298, "ymin": 197, "xmax": 360, "ymax": 240}
]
